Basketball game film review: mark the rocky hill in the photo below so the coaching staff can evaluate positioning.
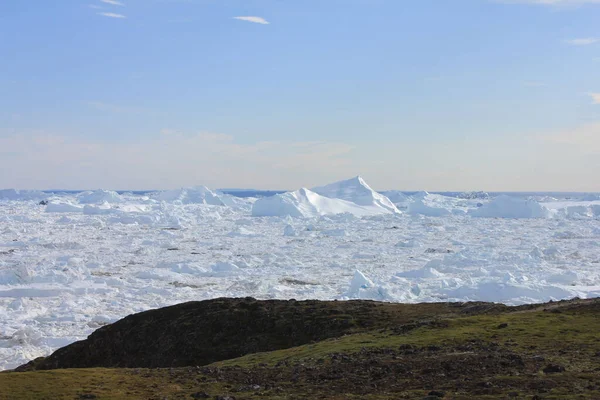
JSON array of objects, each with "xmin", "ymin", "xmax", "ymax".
[
  {"xmin": 4, "ymin": 297, "xmax": 600, "ymax": 400},
  {"xmin": 16, "ymin": 297, "xmax": 498, "ymax": 370}
]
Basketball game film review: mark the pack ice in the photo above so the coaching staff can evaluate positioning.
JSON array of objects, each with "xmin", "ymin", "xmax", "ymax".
[{"xmin": 1, "ymin": 177, "xmax": 600, "ymax": 370}]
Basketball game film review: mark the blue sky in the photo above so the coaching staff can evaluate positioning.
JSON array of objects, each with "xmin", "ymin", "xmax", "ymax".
[{"xmin": 1, "ymin": 0, "xmax": 599, "ymax": 191}]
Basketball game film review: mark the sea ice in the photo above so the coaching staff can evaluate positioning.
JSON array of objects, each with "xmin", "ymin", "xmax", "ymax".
[
  {"xmin": 469, "ymin": 195, "xmax": 551, "ymax": 219},
  {"xmin": 0, "ymin": 179, "xmax": 599, "ymax": 370}
]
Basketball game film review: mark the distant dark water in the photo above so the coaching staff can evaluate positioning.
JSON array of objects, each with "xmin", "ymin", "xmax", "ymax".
[
  {"xmin": 40, "ymin": 189, "xmax": 597, "ymax": 200},
  {"xmin": 43, "ymin": 190, "xmax": 156, "ymax": 196},
  {"xmin": 219, "ymin": 190, "xmax": 287, "ymax": 198},
  {"xmin": 41, "ymin": 189, "xmax": 286, "ymax": 198}
]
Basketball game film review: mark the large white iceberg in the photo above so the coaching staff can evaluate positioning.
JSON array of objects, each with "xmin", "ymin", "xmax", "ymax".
[
  {"xmin": 252, "ymin": 177, "xmax": 400, "ymax": 218},
  {"xmin": 312, "ymin": 176, "xmax": 399, "ymax": 214},
  {"xmin": 469, "ymin": 195, "xmax": 551, "ymax": 219},
  {"xmin": 152, "ymin": 186, "xmax": 225, "ymax": 205},
  {"xmin": 77, "ymin": 190, "xmax": 123, "ymax": 204}
]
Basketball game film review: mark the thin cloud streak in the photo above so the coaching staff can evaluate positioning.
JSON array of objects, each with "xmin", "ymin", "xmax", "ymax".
[
  {"xmin": 564, "ymin": 38, "xmax": 599, "ymax": 45},
  {"xmin": 98, "ymin": 12, "xmax": 126, "ymax": 18},
  {"xmin": 100, "ymin": 0, "xmax": 125, "ymax": 6},
  {"xmin": 233, "ymin": 16, "xmax": 269, "ymax": 25}
]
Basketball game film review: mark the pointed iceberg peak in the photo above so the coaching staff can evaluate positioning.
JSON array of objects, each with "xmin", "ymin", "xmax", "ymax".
[
  {"xmin": 345, "ymin": 175, "xmax": 371, "ymax": 189},
  {"xmin": 312, "ymin": 176, "xmax": 371, "ymax": 194},
  {"xmin": 333, "ymin": 175, "xmax": 368, "ymax": 187},
  {"xmin": 152, "ymin": 186, "xmax": 225, "ymax": 205},
  {"xmin": 311, "ymin": 176, "xmax": 400, "ymax": 214},
  {"xmin": 252, "ymin": 181, "xmax": 400, "ymax": 218}
]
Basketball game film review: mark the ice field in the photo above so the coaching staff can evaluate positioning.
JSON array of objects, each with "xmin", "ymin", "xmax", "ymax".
[{"xmin": 1, "ymin": 177, "xmax": 600, "ymax": 370}]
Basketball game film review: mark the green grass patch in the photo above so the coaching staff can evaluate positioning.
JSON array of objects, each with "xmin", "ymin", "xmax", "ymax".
[
  {"xmin": 2, "ymin": 300, "xmax": 600, "ymax": 399},
  {"xmin": 215, "ymin": 306, "xmax": 600, "ymax": 370}
]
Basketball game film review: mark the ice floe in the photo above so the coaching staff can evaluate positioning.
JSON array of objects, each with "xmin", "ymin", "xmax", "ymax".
[{"xmin": 0, "ymin": 179, "xmax": 600, "ymax": 370}]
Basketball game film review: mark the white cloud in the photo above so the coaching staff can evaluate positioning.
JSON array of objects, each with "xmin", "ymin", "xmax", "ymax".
[
  {"xmin": 4, "ymin": 125, "xmax": 600, "ymax": 191},
  {"xmin": 98, "ymin": 12, "xmax": 126, "ymax": 18},
  {"xmin": 0, "ymin": 131, "xmax": 353, "ymax": 190},
  {"xmin": 100, "ymin": 0, "xmax": 125, "ymax": 6},
  {"xmin": 233, "ymin": 16, "xmax": 269, "ymax": 25},
  {"xmin": 564, "ymin": 38, "xmax": 599, "ymax": 46},
  {"xmin": 89, "ymin": 4, "xmax": 103, "ymax": 9},
  {"xmin": 540, "ymin": 122, "xmax": 600, "ymax": 153},
  {"xmin": 589, "ymin": 93, "xmax": 600, "ymax": 104}
]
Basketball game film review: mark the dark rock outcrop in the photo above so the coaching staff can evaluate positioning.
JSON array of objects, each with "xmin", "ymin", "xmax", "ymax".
[{"xmin": 17, "ymin": 297, "xmax": 496, "ymax": 371}]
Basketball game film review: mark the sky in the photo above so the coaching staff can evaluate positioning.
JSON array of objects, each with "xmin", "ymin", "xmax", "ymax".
[{"xmin": 1, "ymin": 0, "xmax": 599, "ymax": 192}]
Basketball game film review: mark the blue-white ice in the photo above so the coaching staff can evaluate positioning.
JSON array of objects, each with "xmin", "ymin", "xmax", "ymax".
[{"xmin": 0, "ymin": 178, "xmax": 599, "ymax": 370}]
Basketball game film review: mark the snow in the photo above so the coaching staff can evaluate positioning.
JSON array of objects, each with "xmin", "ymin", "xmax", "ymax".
[
  {"xmin": 312, "ymin": 176, "xmax": 400, "ymax": 214},
  {"xmin": 283, "ymin": 225, "xmax": 297, "ymax": 237},
  {"xmin": 209, "ymin": 262, "xmax": 243, "ymax": 277},
  {"xmin": 542, "ymin": 200, "xmax": 600, "ymax": 219},
  {"xmin": 83, "ymin": 204, "xmax": 116, "ymax": 215},
  {"xmin": 45, "ymin": 202, "xmax": 84, "ymax": 213},
  {"xmin": 397, "ymin": 266, "xmax": 445, "ymax": 279},
  {"xmin": 407, "ymin": 199, "xmax": 452, "ymax": 217},
  {"xmin": 344, "ymin": 270, "xmax": 390, "ymax": 301},
  {"xmin": 77, "ymin": 190, "xmax": 123, "ymax": 204},
  {"xmin": 402, "ymin": 192, "xmax": 477, "ymax": 217},
  {"xmin": 0, "ymin": 179, "xmax": 600, "ymax": 370},
  {"xmin": 381, "ymin": 191, "xmax": 410, "ymax": 205},
  {"xmin": 152, "ymin": 186, "xmax": 226, "ymax": 206},
  {"xmin": 227, "ymin": 227, "xmax": 261, "ymax": 238},
  {"xmin": 469, "ymin": 195, "xmax": 552, "ymax": 219},
  {"xmin": 252, "ymin": 188, "xmax": 397, "ymax": 218},
  {"xmin": 346, "ymin": 270, "xmax": 375, "ymax": 295},
  {"xmin": 252, "ymin": 177, "xmax": 400, "ymax": 218}
]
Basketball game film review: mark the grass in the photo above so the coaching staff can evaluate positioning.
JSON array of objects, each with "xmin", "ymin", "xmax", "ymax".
[
  {"xmin": 1, "ymin": 299, "xmax": 600, "ymax": 399},
  {"xmin": 215, "ymin": 305, "xmax": 600, "ymax": 370},
  {"xmin": 0, "ymin": 368, "xmax": 230, "ymax": 400}
]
